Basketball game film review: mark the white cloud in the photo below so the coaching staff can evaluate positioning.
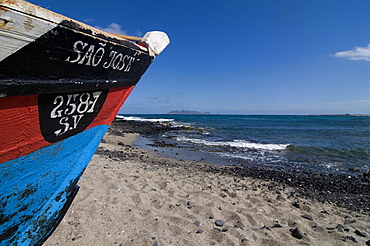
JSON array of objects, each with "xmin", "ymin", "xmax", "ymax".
[
  {"xmin": 95, "ymin": 23, "xmax": 127, "ymax": 35},
  {"xmin": 332, "ymin": 43, "xmax": 370, "ymax": 61}
]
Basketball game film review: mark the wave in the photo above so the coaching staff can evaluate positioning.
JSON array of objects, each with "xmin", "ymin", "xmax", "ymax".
[
  {"xmin": 176, "ymin": 136, "xmax": 289, "ymax": 151},
  {"xmin": 116, "ymin": 115, "xmax": 174, "ymax": 123}
]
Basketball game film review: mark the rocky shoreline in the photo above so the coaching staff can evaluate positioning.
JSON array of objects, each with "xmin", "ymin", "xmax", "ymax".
[
  {"xmin": 111, "ymin": 119, "xmax": 370, "ymax": 214},
  {"xmin": 44, "ymin": 119, "xmax": 370, "ymax": 245}
]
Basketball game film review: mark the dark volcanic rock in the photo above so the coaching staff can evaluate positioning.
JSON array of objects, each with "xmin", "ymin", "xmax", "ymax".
[
  {"xmin": 354, "ymin": 229, "xmax": 367, "ymax": 237},
  {"xmin": 342, "ymin": 235, "xmax": 358, "ymax": 243},
  {"xmin": 109, "ymin": 119, "xmax": 370, "ymax": 214},
  {"xmin": 326, "ymin": 224, "xmax": 349, "ymax": 233},
  {"xmin": 272, "ymin": 223, "xmax": 283, "ymax": 228},
  {"xmin": 212, "ymin": 165, "xmax": 370, "ymax": 214},
  {"xmin": 291, "ymin": 228, "xmax": 304, "ymax": 239},
  {"xmin": 301, "ymin": 214, "xmax": 313, "ymax": 221},
  {"xmin": 363, "ymin": 170, "xmax": 370, "ymax": 177},
  {"xmin": 215, "ymin": 220, "xmax": 225, "ymax": 227},
  {"xmin": 112, "ymin": 119, "xmax": 178, "ymax": 136},
  {"xmin": 187, "ymin": 201, "xmax": 196, "ymax": 206}
]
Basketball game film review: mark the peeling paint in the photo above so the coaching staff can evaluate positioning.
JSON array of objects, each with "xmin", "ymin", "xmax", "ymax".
[
  {"xmin": 0, "ymin": 0, "xmax": 165, "ymax": 245},
  {"xmin": 19, "ymin": 184, "xmax": 38, "ymax": 199},
  {"xmin": 0, "ymin": 125, "xmax": 108, "ymax": 245},
  {"xmin": 0, "ymin": 0, "xmax": 20, "ymax": 6},
  {"xmin": 0, "ymin": 18, "xmax": 12, "ymax": 30},
  {"xmin": 24, "ymin": 16, "xmax": 34, "ymax": 32},
  {"xmin": 0, "ymin": 225, "xmax": 19, "ymax": 242},
  {"xmin": 0, "ymin": 6, "xmax": 9, "ymax": 12}
]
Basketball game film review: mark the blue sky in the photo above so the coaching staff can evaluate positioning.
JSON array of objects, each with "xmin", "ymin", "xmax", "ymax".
[{"xmin": 31, "ymin": 0, "xmax": 370, "ymax": 115}]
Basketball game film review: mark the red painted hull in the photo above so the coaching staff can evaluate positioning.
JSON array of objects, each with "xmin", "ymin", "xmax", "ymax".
[
  {"xmin": 0, "ymin": 1, "xmax": 168, "ymax": 244},
  {"xmin": 0, "ymin": 86, "xmax": 134, "ymax": 164}
]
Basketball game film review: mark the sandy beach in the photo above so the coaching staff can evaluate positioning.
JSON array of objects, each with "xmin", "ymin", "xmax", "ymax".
[{"xmin": 44, "ymin": 121, "xmax": 370, "ymax": 246}]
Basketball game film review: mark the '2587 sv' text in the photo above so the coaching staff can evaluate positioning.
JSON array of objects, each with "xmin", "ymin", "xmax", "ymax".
[{"xmin": 50, "ymin": 91, "xmax": 102, "ymax": 136}]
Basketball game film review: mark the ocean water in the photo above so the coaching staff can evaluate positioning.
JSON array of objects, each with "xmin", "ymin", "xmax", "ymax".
[{"xmin": 119, "ymin": 114, "xmax": 370, "ymax": 174}]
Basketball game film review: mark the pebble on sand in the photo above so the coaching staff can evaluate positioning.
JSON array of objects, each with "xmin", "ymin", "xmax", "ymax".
[
  {"xmin": 301, "ymin": 214, "xmax": 313, "ymax": 221},
  {"xmin": 215, "ymin": 219, "xmax": 225, "ymax": 227},
  {"xmin": 354, "ymin": 229, "xmax": 367, "ymax": 237},
  {"xmin": 291, "ymin": 228, "xmax": 304, "ymax": 239}
]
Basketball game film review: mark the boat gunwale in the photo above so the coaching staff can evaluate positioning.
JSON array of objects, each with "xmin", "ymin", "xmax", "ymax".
[
  {"xmin": 0, "ymin": 1, "xmax": 155, "ymax": 97},
  {"xmin": 0, "ymin": 0, "xmax": 149, "ymax": 49}
]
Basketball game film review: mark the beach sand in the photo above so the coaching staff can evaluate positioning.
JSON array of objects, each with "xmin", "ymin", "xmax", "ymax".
[{"xmin": 44, "ymin": 125, "xmax": 370, "ymax": 246}]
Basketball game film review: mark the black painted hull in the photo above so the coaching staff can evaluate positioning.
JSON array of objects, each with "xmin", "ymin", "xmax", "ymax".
[
  {"xmin": 0, "ymin": 1, "xmax": 168, "ymax": 245},
  {"xmin": 0, "ymin": 3, "xmax": 154, "ymax": 97}
]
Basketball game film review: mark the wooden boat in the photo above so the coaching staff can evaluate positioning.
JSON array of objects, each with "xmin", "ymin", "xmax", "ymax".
[{"xmin": 0, "ymin": 0, "xmax": 169, "ymax": 245}]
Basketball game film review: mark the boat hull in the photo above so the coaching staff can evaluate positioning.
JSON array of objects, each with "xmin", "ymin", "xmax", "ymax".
[
  {"xmin": 0, "ymin": 86, "xmax": 134, "ymax": 164},
  {"xmin": 1, "ymin": 125, "xmax": 108, "ymax": 245},
  {"xmin": 0, "ymin": 1, "xmax": 168, "ymax": 244},
  {"xmin": 0, "ymin": 6, "xmax": 153, "ymax": 97},
  {"xmin": 0, "ymin": 85, "xmax": 133, "ymax": 245}
]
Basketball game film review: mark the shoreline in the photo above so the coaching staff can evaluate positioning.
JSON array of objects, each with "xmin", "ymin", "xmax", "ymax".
[
  {"xmin": 112, "ymin": 119, "xmax": 370, "ymax": 214},
  {"xmin": 44, "ymin": 120, "xmax": 370, "ymax": 245}
]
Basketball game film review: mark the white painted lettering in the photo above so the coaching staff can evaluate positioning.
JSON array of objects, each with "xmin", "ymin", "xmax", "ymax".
[
  {"xmin": 65, "ymin": 40, "xmax": 137, "ymax": 72},
  {"xmin": 124, "ymin": 56, "xmax": 135, "ymax": 72},
  {"xmin": 112, "ymin": 53, "xmax": 123, "ymax": 70},
  {"xmin": 78, "ymin": 44, "xmax": 95, "ymax": 66},
  {"xmin": 87, "ymin": 91, "xmax": 102, "ymax": 113},
  {"xmin": 72, "ymin": 114, "xmax": 84, "ymax": 129},
  {"xmin": 92, "ymin": 47, "xmax": 105, "ymax": 67},
  {"xmin": 66, "ymin": 41, "xmax": 88, "ymax": 63},
  {"xmin": 50, "ymin": 95, "xmax": 64, "ymax": 118},
  {"xmin": 55, "ymin": 117, "xmax": 70, "ymax": 136},
  {"xmin": 50, "ymin": 91, "xmax": 103, "ymax": 136},
  {"xmin": 103, "ymin": 50, "xmax": 117, "ymax": 69}
]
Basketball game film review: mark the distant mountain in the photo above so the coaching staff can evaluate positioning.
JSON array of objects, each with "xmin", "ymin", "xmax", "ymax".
[{"xmin": 167, "ymin": 110, "xmax": 212, "ymax": 115}]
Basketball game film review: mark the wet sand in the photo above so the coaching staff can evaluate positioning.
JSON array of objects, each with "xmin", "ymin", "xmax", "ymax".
[{"xmin": 44, "ymin": 120, "xmax": 370, "ymax": 246}]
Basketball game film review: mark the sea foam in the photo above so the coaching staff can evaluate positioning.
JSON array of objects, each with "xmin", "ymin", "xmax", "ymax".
[
  {"xmin": 116, "ymin": 115, "xmax": 174, "ymax": 123},
  {"xmin": 176, "ymin": 136, "xmax": 289, "ymax": 151}
]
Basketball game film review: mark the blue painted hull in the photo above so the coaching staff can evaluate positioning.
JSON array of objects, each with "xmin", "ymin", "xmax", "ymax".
[
  {"xmin": 0, "ymin": 125, "xmax": 109, "ymax": 246},
  {"xmin": 0, "ymin": 1, "xmax": 169, "ymax": 243}
]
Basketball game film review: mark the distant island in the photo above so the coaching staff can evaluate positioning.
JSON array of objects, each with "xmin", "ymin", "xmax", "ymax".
[{"xmin": 167, "ymin": 110, "xmax": 213, "ymax": 115}]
